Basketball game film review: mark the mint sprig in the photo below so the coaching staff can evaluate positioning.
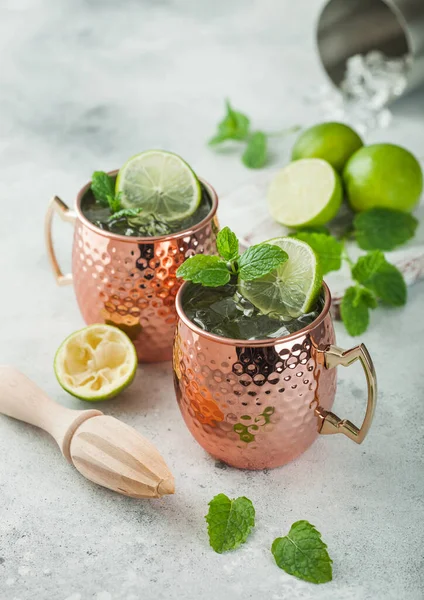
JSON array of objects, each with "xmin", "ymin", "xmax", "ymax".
[
  {"xmin": 242, "ymin": 131, "xmax": 267, "ymax": 169},
  {"xmin": 176, "ymin": 255, "xmax": 230, "ymax": 287},
  {"xmin": 208, "ymin": 100, "xmax": 250, "ymax": 145},
  {"xmin": 205, "ymin": 493, "xmax": 255, "ymax": 553},
  {"xmin": 177, "ymin": 226, "xmax": 288, "ymax": 287},
  {"xmin": 286, "ymin": 224, "xmax": 408, "ymax": 335},
  {"xmin": 340, "ymin": 285, "xmax": 377, "ymax": 336},
  {"xmin": 91, "ymin": 171, "xmax": 125, "ymax": 215},
  {"xmin": 216, "ymin": 226, "xmax": 239, "ymax": 262},
  {"xmin": 208, "ymin": 100, "xmax": 299, "ymax": 169},
  {"xmin": 271, "ymin": 520, "xmax": 333, "ymax": 584},
  {"xmin": 339, "ymin": 250, "xmax": 406, "ymax": 335},
  {"xmin": 107, "ymin": 207, "xmax": 143, "ymax": 222}
]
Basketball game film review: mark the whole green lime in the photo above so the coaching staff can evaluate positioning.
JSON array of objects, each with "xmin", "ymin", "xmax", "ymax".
[
  {"xmin": 291, "ymin": 122, "xmax": 363, "ymax": 172},
  {"xmin": 343, "ymin": 143, "xmax": 423, "ymax": 213}
]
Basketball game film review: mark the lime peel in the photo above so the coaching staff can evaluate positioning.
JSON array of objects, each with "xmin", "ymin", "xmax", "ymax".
[{"xmin": 54, "ymin": 324, "xmax": 137, "ymax": 401}]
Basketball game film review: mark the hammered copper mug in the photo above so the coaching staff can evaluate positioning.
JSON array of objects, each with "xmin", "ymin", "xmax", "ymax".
[
  {"xmin": 173, "ymin": 282, "xmax": 377, "ymax": 469},
  {"xmin": 45, "ymin": 173, "xmax": 219, "ymax": 362}
]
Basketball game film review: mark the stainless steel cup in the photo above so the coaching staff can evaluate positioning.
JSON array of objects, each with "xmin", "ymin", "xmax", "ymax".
[{"xmin": 317, "ymin": 0, "xmax": 424, "ymax": 95}]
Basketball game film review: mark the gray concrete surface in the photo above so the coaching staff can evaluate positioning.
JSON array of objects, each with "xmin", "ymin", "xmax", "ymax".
[{"xmin": 0, "ymin": 1, "xmax": 423, "ymax": 599}]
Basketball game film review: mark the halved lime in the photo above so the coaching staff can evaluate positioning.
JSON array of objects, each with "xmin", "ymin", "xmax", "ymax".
[
  {"xmin": 116, "ymin": 150, "xmax": 201, "ymax": 222},
  {"xmin": 239, "ymin": 237, "xmax": 322, "ymax": 318},
  {"xmin": 54, "ymin": 324, "xmax": 137, "ymax": 401},
  {"xmin": 267, "ymin": 158, "xmax": 342, "ymax": 228}
]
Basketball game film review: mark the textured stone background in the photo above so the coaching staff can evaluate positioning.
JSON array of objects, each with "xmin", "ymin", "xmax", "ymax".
[{"xmin": 0, "ymin": 1, "xmax": 423, "ymax": 599}]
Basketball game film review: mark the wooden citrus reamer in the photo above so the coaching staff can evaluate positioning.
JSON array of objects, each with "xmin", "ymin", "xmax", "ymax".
[{"xmin": 0, "ymin": 366, "xmax": 174, "ymax": 499}]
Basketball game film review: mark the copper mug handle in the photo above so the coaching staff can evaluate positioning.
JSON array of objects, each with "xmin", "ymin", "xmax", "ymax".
[
  {"xmin": 316, "ymin": 344, "xmax": 377, "ymax": 444},
  {"xmin": 45, "ymin": 196, "xmax": 76, "ymax": 286}
]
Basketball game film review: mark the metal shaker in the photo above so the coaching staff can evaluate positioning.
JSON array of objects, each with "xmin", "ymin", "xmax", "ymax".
[{"xmin": 317, "ymin": 0, "xmax": 424, "ymax": 95}]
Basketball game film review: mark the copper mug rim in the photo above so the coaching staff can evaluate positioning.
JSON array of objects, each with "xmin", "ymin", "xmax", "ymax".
[
  {"xmin": 175, "ymin": 280, "xmax": 332, "ymax": 347},
  {"xmin": 74, "ymin": 170, "xmax": 219, "ymax": 243}
]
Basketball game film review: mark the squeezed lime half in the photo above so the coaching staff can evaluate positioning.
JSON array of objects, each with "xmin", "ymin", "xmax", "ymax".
[{"xmin": 54, "ymin": 324, "xmax": 137, "ymax": 401}]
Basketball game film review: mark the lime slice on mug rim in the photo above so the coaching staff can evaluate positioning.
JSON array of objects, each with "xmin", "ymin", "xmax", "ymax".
[
  {"xmin": 239, "ymin": 237, "xmax": 322, "ymax": 319},
  {"xmin": 116, "ymin": 150, "xmax": 201, "ymax": 222}
]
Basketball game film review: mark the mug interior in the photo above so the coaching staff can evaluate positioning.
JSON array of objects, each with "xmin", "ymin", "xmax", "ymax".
[
  {"xmin": 176, "ymin": 281, "xmax": 332, "ymax": 347},
  {"xmin": 74, "ymin": 171, "xmax": 219, "ymax": 243}
]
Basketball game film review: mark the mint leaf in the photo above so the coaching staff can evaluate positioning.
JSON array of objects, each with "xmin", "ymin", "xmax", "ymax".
[
  {"xmin": 107, "ymin": 191, "xmax": 123, "ymax": 214},
  {"xmin": 271, "ymin": 520, "xmax": 332, "ymax": 584},
  {"xmin": 209, "ymin": 100, "xmax": 250, "ymax": 145},
  {"xmin": 239, "ymin": 243, "xmax": 288, "ymax": 281},
  {"xmin": 216, "ymin": 227, "xmax": 239, "ymax": 261},
  {"xmin": 91, "ymin": 171, "xmax": 115, "ymax": 208},
  {"xmin": 341, "ymin": 286, "xmax": 377, "ymax": 336},
  {"xmin": 352, "ymin": 251, "xmax": 407, "ymax": 306},
  {"xmin": 205, "ymin": 493, "xmax": 255, "ymax": 553},
  {"xmin": 366, "ymin": 262, "xmax": 407, "ymax": 306},
  {"xmin": 242, "ymin": 131, "xmax": 267, "ymax": 169},
  {"xmin": 292, "ymin": 232, "xmax": 343, "ymax": 274},
  {"xmin": 176, "ymin": 255, "xmax": 230, "ymax": 287},
  {"xmin": 354, "ymin": 208, "xmax": 418, "ymax": 251},
  {"xmin": 351, "ymin": 250, "xmax": 386, "ymax": 283},
  {"xmin": 107, "ymin": 207, "xmax": 142, "ymax": 222}
]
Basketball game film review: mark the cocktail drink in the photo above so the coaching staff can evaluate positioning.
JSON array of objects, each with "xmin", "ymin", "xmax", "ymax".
[
  {"xmin": 45, "ymin": 151, "xmax": 218, "ymax": 362},
  {"xmin": 173, "ymin": 229, "xmax": 376, "ymax": 469}
]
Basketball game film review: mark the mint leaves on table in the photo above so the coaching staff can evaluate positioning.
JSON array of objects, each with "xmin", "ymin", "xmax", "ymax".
[
  {"xmin": 337, "ymin": 246, "xmax": 406, "ymax": 335},
  {"xmin": 205, "ymin": 495, "xmax": 333, "ymax": 585},
  {"xmin": 271, "ymin": 520, "xmax": 333, "ymax": 584},
  {"xmin": 208, "ymin": 100, "xmax": 299, "ymax": 169},
  {"xmin": 91, "ymin": 170, "xmax": 136, "ymax": 216},
  {"xmin": 353, "ymin": 208, "xmax": 418, "ymax": 251},
  {"xmin": 205, "ymin": 493, "xmax": 255, "ymax": 553},
  {"xmin": 288, "ymin": 224, "xmax": 408, "ymax": 335},
  {"xmin": 209, "ymin": 100, "xmax": 250, "ymax": 145},
  {"xmin": 340, "ymin": 286, "xmax": 378, "ymax": 337},
  {"xmin": 177, "ymin": 226, "xmax": 287, "ymax": 286},
  {"xmin": 351, "ymin": 250, "xmax": 407, "ymax": 307},
  {"xmin": 242, "ymin": 131, "xmax": 267, "ymax": 169}
]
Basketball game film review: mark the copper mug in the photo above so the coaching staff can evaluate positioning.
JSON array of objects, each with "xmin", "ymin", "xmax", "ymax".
[
  {"xmin": 173, "ymin": 282, "xmax": 377, "ymax": 469},
  {"xmin": 45, "ymin": 173, "xmax": 219, "ymax": 363}
]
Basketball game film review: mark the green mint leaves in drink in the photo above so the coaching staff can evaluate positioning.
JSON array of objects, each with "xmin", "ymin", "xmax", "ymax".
[
  {"xmin": 91, "ymin": 171, "xmax": 124, "ymax": 215},
  {"xmin": 205, "ymin": 493, "xmax": 255, "ymax": 553},
  {"xmin": 271, "ymin": 520, "xmax": 333, "ymax": 584},
  {"xmin": 238, "ymin": 243, "xmax": 288, "ymax": 281},
  {"xmin": 106, "ymin": 208, "xmax": 143, "ymax": 222},
  {"xmin": 177, "ymin": 227, "xmax": 288, "ymax": 286},
  {"xmin": 176, "ymin": 255, "xmax": 231, "ymax": 287},
  {"xmin": 216, "ymin": 226, "xmax": 239, "ymax": 262}
]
